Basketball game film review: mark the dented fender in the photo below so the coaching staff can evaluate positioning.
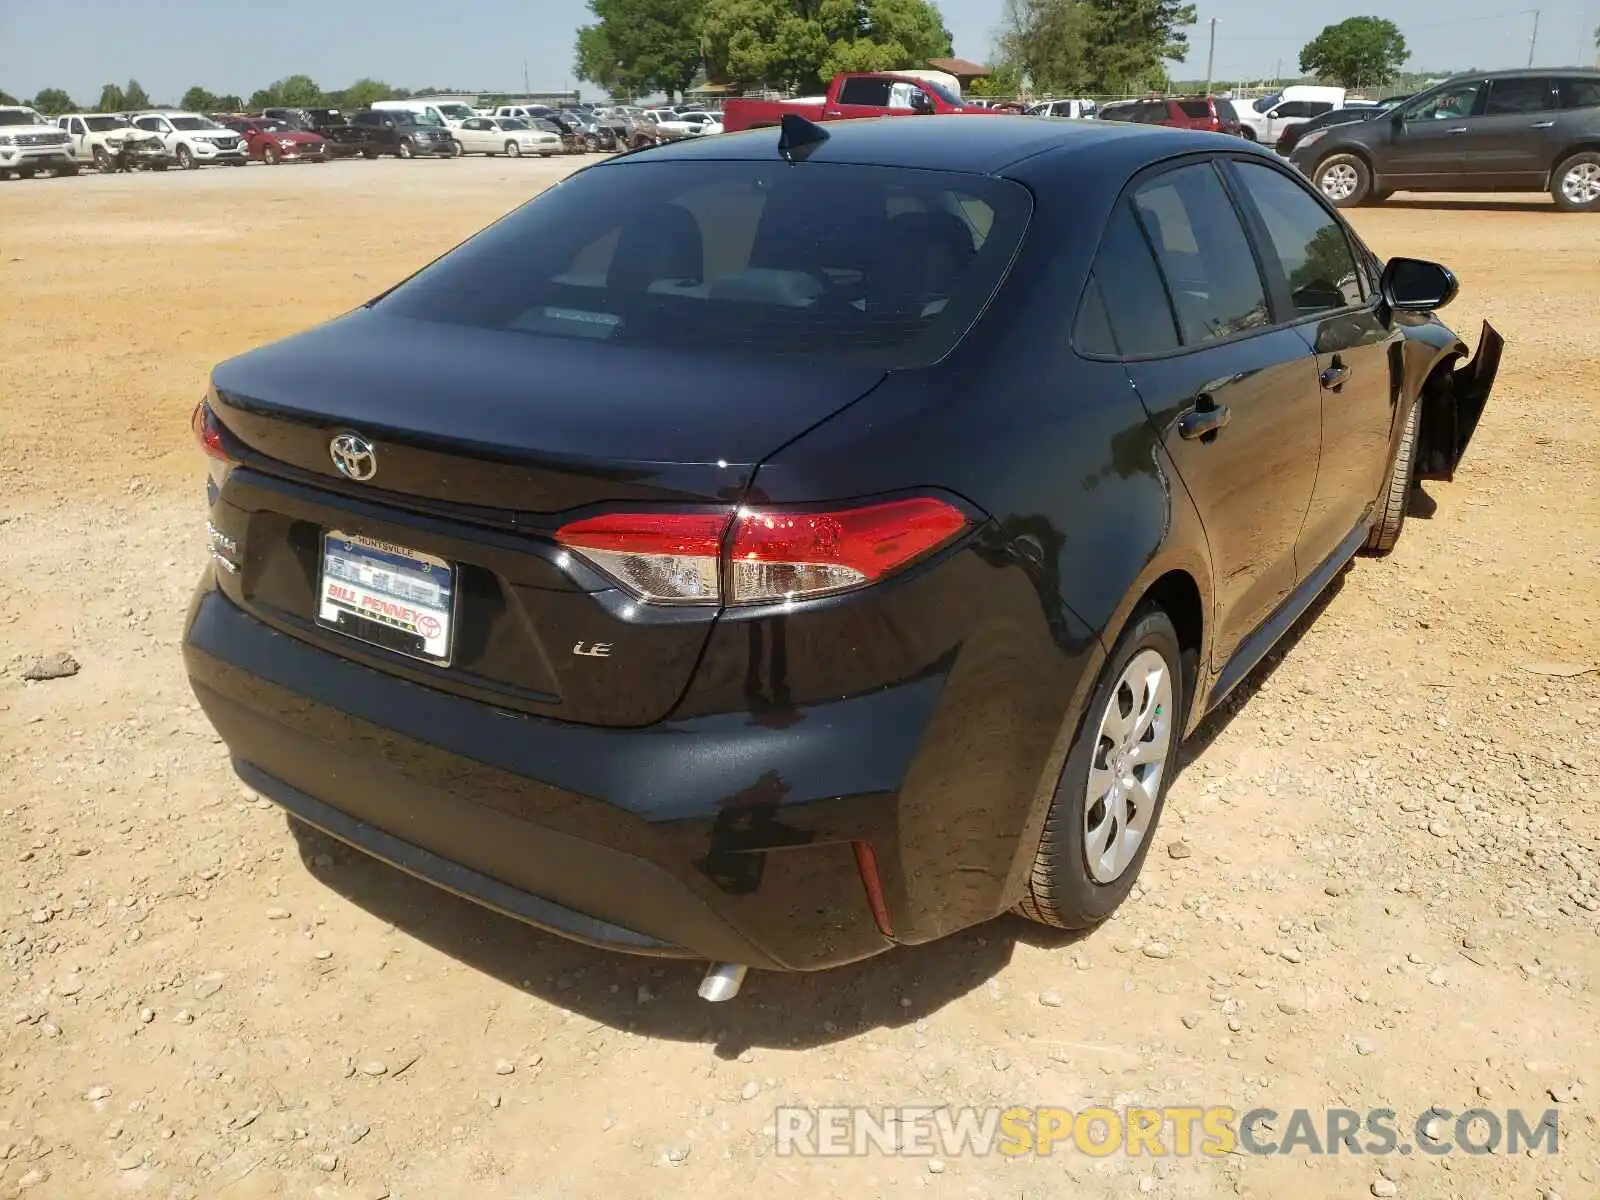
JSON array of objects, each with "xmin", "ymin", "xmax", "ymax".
[{"xmin": 1415, "ymin": 321, "xmax": 1503, "ymax": 483}]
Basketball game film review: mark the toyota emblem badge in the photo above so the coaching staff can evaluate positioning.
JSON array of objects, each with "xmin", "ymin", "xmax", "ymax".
[{"xmin": 329, "ymin": 432, "xmax": 378, "ymax": 482}]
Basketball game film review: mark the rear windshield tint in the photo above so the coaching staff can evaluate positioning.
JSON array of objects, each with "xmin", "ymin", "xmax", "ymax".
[
  {"xmin": 373, "ymin": 160, "xmax": 1032, "ymax": 368},
  {"xmin": 1178, "ymin": 100, "xmax": 1212, "ymax": 118}
]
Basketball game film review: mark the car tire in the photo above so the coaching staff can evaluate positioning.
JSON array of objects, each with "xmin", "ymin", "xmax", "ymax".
[
  {"xmin": 505, "ymin": 140, "xmax": 520, "ymax": 157},
  {"xmin": 1312, "ymin": 153, "xmax": 1371, "ymax": 207},
  {"xmin": 176, "ymin": 145, "xmax": 196, "ymax": 170},
  {"xmin": 1369, "ymin": 188, "xmax": 1394, "ymax": 205},
  {"xmin": 361, "ymin": 148, "xmax": 379, "ymax": 160},
  {"xmin": 1363, "ymin": 398, "xmax": 1420, "ymax": 555},
  {"xmin": 1017, "ymin": 607, "xmax": 1185, "ymax": 931},
  {"xmin": 94, "ymin": 147, "xmax": 115, "ymax": 174},
  {"xmin": 263, "ymin": 145, "xmax": 280, "ymax": 165},
  {"xmin": 450, "ymin": 139, "xmax": 464, "ymax": 157},
  {"xmin": 398, "ymin": 139, "xmax": 414, "ymax": 160},
  {"xmin": 16, "ymin": 166, "xmax": 35, "ymax": 180},
  {"xmin": 1239, "ymin": 127, "xmax": 1258, "ymax": 142},
  {"xmin": 1550, "ymin": 151, "xmax": 1600, "ymax": 212}
]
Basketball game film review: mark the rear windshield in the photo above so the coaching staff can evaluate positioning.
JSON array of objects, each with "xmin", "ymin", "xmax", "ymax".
[{"xmin": 374, "ymin": 160, "xmax": 1032, "ymax": 368}]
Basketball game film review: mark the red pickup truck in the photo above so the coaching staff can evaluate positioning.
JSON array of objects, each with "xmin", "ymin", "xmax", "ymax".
[{"xmin": 721, "ymin": 72, "xmax": 998, "ymax": 132}]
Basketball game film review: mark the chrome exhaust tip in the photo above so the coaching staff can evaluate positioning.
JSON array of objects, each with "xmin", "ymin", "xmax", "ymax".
[{"xmin": 697, "ymin": 962, "xmax": 748, "ymax": 1002}]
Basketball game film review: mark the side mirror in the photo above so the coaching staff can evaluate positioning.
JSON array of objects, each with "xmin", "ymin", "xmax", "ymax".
[{"xmin": 1381, "ymin": 257, "xmax": 1458, "ymax": 312}]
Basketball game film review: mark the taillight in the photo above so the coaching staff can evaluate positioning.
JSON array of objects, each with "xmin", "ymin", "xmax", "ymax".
[
  {"xmin": 554, "ymin": 511, "xmax": 729, "ymax": 604},
  {"xmin": 555, "ymin": 496, "xmax": 970, "ymax": 608},
  {"xmin": 191, "ymin": 399, "xmax": 232, "ymax": 463},
  {"xmin": 728, "ymin": 498, "xmax": 969, "ymax": 604}
]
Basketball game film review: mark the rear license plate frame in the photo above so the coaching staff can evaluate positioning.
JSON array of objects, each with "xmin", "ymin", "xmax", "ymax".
[{"xmin": 315, "ymin": 530, "xmax": 457, "ymax": 666}]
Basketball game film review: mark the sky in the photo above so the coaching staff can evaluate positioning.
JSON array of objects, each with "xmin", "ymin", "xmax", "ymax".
[{"xmin": 3, "ymin": 0, "xmax": 1598, "ymax": 106}]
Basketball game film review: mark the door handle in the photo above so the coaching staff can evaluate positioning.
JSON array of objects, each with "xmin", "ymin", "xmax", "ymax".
[
  {"xmin": 1320, "ymin": 360, "xmax": 1351, "ymax": 390},
  {"xmin": 1530, "ymin": 120, "xmax": 1555, "ymax": 129},
  {"xmin": 1178, "ymin": 399, "xmax": 1231, "ymax": 441},
  {"xmin": 1447, "ymin": 126, "xmax": 1469, "ymax": 135}
]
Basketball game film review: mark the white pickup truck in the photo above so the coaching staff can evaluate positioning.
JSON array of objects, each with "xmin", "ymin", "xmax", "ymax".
[
  {"xmin": 0, "ymin": 106, "xmax": 77, "ymax": 178},
  {"xmin": 57, "ymin": 113, "xmax": 171, "ymax": 172}
]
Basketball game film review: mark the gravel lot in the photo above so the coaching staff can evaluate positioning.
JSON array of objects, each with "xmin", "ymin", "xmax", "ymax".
[{"xmin": 2, "ymin": 158, "xmax": 1598, "ymax": 1200}]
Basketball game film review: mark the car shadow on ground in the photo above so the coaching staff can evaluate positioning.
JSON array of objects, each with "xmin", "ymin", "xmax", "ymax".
[
  {"xmin": 287, "ymin": 568, "xmax": 1347, "ymax": 1054},
  {"xmin": 1388, "ymin": 197, "xmax": 1554, "ymax": 214}
]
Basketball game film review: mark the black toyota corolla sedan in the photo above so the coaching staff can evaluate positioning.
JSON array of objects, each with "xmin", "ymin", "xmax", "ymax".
[{"xmin": 184, "ymin": 115, "xmax": 1501, "ymax": 998}]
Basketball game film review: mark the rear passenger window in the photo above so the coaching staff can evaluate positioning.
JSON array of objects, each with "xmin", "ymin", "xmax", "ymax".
[
  {"xmin": 1232, "ymin": 162, "xmax": 1363, "ymax": 315},
  {"xmin": 838, "ymin": 77, "xmax": 892, "ymax": 107},
  {"xmin": 1559, "ymin": 78, "xmax": 1600, "ymax": 110},
  {"xmin": 1178, "ymin": 100, "xmax": 1212, "ymax": 118},
  {"xmin": 1484, "ymin": 77, "xmax": 1555, "ymax": 114},
  {"xmin": 1131, "ymin": 164, "xmax": 1269, "ymax": 346},
  {"xmin": 1087, "ymin": 202, "xmax": 1180, "ymax": 356}
]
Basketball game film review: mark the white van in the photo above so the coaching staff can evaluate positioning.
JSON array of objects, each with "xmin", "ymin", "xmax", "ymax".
[
  {"xmin": 1237, "ymin": 85, "xmax": 1347, "ymax": 145},
  {"xmin": 372, "ymin": 99, "xmax": 477, "ymax": 129}
]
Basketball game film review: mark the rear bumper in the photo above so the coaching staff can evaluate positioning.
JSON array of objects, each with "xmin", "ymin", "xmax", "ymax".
[
  {"xmin": 184, "ymin": 583, "xmax": 936, "ymax": 969},
  {"xmin": 182, "ymin": 506, "xmax": 1101, "ymax": 971}
]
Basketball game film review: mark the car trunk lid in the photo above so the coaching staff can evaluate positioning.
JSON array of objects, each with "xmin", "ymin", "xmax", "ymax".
[{"xmin": 203, "ymin": 311, "xmax": 889, "ymax": 727}]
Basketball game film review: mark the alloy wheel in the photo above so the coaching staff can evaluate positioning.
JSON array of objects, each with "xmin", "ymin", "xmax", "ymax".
[
  {"xmin": 1561, "ymin": 162, "xmax": 1600, "ymax": 206},
  {"xmin": 1319, "ymin": 162, "xmax": 1358, "ymax": 202},
  {"xmin": 1083, "ymin": 648, "xmax": 1175, "ymax": 883}
]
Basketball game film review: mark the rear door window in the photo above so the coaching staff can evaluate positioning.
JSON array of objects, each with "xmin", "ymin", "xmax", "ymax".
[
  {"xmin": 1078, "ymin": 202, "xmax": 1181, "ymax": 357},
  {"xmin": 1131, "ymin": 162, "xmax": 1270, "ymax": 346},
  {"xmin": 1483, "ymin": 77, "xmax": 1556, "ymax": 114},
  {"xmin": 837, "ymin": 77, "xmax": 892, "ymax": 107},
  {"xmin": 1557, "ymin": 78, "xmax": 1600, "ymax": 110},
  {"xmin": 375, "ymin": 161, "xmax": 1032, "ymax": 369}
]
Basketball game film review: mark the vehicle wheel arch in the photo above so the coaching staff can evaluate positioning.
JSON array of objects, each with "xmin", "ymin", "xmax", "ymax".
[
  {"xmin": 1314, "ymin": 143, "xmax": 1378, "ymax": 180},
  {"xmin": 1099, "ymin": 562, "xmax": 1210, "ymax": 738},
  {"xmin": 1550, "ymin": 138, "xmax": 1600, "ymax": 176}
]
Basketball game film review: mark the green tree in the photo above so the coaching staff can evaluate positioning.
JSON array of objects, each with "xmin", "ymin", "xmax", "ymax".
[
  {"xmin": 1298, "ymin": 17, "xmax": 1408, "ymax": 89},
  {"xmin": 181, "ymin": 86, "xmax": 220, "ymax": 112},
  {"xmin": 967, "ymin": 62, "xmax": 1021, "ymax": 98},
  {"xmin": 216, "ymin": 94, "xmax": 244, "ymax": 112},
  {"xmin": 96, "ymin": 83, "xmax": 126, "ymax": 112},
  {"xmin": 575, "ymin": 0, "xmax": 706, "ymax": 100},
  {"xmin": 702, "ymin": 0, "xmax": 953, "ymax": 93},
  {"xmin": 997, "ymin": 0, "xmax": 1191, "ymax": 95},
  {"xmin": 123, "ymin": 79, "xmax": 151, "ymax": 109},
  {"xmin": 0, "ymin": 89, "xmax": 18, "ymax": 106},
  {"xmin": 249, "ymin": 74, "xmax": 325, "ymax": 111},
  {"xmin": 1082, "ymin": 0, "xmax": 1195, "ymax": 94},
  {"xmin": 31, "ymin": 88, "xmax": 75, "ymax": 115},
  {"xmin": 337, "ymin": 79, "xmax": 395, "ymax": 109}
]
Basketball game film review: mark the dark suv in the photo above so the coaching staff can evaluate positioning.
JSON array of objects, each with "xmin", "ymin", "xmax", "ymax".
[
  {"xmin": 1102, "ymin": 96, "xmax": 1242, "ymax": 136},
  {"xmin": 1290, "ymin": 69, "xmax": 1600, "ymax": 211},
  {"xmin": 346, "ymin": 110, "xmax": 458, "ymax": 159}
]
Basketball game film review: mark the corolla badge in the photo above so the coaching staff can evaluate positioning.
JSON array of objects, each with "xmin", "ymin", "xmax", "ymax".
[{"xmin": 329, "ymin": 432, "xmax": 378, "ymax": 481}]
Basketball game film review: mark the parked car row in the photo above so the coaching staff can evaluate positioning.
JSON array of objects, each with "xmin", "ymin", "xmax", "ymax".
[{"xmin": 0, "ymin": 102, "xmax": 634, "ymax": 178}]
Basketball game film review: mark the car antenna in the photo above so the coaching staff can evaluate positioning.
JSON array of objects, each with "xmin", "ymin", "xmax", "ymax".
[{"xmin": 777, "ymin": 113, "xmax": 829, "ymax": 163}]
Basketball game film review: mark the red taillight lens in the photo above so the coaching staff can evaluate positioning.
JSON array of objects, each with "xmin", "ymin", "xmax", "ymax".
[
  {"xmin": 555, "ymin": 497, "xmax": 969, "ymax": 608},
  {"xmin": 191, "ymin": 399, "xmax": 232, "ymax": 463},
  {"xmin": 728, "ymin": 497, "xmax": 969, "ymax": 604},
  {"xmin": 555, "ymin": 511, "xmax": 731, "ymax": 604}
]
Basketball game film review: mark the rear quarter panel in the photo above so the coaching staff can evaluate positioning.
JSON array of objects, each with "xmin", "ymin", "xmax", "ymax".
[{"xmin": 741, "ymin": 143, "xmax": 1219, "ymax": 926}]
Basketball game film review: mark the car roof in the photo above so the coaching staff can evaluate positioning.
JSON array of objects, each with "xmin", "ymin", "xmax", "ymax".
[
  {"xmin": 608, "ymin": 114, "xmax": 1249, "ymax": 175},
  {"xmin": 1442, "ymin": 67, "xmax": 1600, "ymax": 81}
]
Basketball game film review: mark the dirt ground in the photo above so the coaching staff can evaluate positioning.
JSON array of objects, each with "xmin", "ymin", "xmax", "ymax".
[{"xmin": 2, "ymin": 158, "xmax": 1598, "ymax": 1200}]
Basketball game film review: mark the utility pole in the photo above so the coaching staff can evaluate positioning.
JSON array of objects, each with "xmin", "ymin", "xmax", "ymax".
[
  {"xmin": 1527, "ymin": 9, "xmax": 1540, "ymax": 68},
  {"xmin": 522, "ymin": 61, "xmax": 530, "ymax": 95},
  {"xmin": 1275, "ymin": 58, "xmax": 1282, "ymax": 84},
  {"xmin": 1204, "ymin": 17, "xmax": 1219, "ymax": 96}
]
